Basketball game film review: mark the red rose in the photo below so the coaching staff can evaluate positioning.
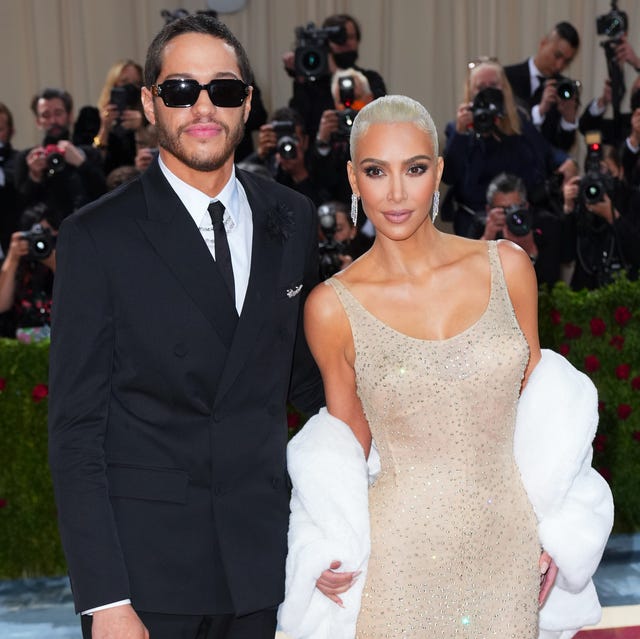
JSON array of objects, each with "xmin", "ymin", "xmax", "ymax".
[
  {"xmin": 0, "ymin": 498, "xmax": 6, "ymax": 509},
  {"xmin": 633, "ymin": 431, "xmax": 640, "ymax": 443},
  {"xmin": 0, "ymin": 378, "xmax": 5, "ymax": 391},
  {"xmin": 609, "ymin": 335, "xmax": 625, "ymax": 350},
  {"xmin": 614, "ymin": 306, "xmax": 632, "ymax": 326},
  {"xmin": 616, "ymin": 364, "xmax": 631, "ymax": 380},
  {"xmin": 618, "ymin": 404, "xmax": 632, "ymax": 420},
  {"xmin": 590, "ymin": 317, "xmax": 606, "ymax": 336},
  {"xmin": 559, "ymin": 343, "xmax": 570, "ymax": 356},
  {"xmin": 287, "ymin": 412, "xmax": 301, "ymax": 430},
  {"xmin": 597, "ymin": 467, "xmax": 612, "ymax": 482},
  {"xmin": 550, "ymin": 309, "xmax": 562, "ymax": 325},
  {"xmin": 598, "ymin": 401, "xmax": 606, "ymax": 413},
  {"xmin": 584, "ymin": 355, "xmax": 600, "ymax": 373},
  {"xmin": 564, "ymin": 322, "xmax": 583, "ymax": 339},
  {"xmin": 594, "ymin": 434, "xmax": 607, "ymax": 452},
  {"xmin": 631, "ymin": 376, "xmax": 640, "ymax": 391},
  {"xmin": 31, "ymin": 383, "xmax": 48, "ymax": 403}
]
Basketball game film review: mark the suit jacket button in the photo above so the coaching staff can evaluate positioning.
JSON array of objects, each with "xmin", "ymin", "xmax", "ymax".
[{"xmin": 173, "ymin": 342, "xmax": 188, "ymax": 357}]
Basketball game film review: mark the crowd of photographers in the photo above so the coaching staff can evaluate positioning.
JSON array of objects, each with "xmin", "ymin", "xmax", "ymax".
[{"xmin": 1, "ymin": 7, "xmax": 639, "ymax": 341}]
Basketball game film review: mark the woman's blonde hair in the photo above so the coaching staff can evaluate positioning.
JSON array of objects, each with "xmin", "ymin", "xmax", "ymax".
[
  {"xmin": 465, "ymin": 60, "xmax": 521, "ymax": 136},
  {"xmin": 350, "ymin": 95, "xmax": 439, "ymax": 160},
  {"xmin": 97, "ymin": 59, "xmax": 142, "ymax": 111}
]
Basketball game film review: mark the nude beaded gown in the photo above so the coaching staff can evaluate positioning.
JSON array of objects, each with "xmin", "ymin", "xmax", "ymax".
[{"xmin": 326, "ymin": 241, "xmax": 540, "ymax": 638}]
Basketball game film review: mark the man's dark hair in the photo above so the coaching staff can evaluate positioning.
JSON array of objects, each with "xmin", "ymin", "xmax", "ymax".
[
  {"xmin": 0, "ymin": 102, "xmax": 14, "ymax": 133},
  {"xmin": 322, "ymin": 13, "xmax": 361, "ymax": 42},
  {"xmin": 144, "ymin": 13, "xmax": 253, "ymax": 87},
  {"xmin": 30, "ymin": 89, "xmax": 73, "ymax": 116},
  {"xmin": 272, "ymin": 106, "xmax": 306, "ymax": 134},
  {"xmin": 486, "ymin": 172, "xmax": 527, "ymax": 205},
  {"xmin": 555, "ymin": 21, "xmax": 580, "ymax": 50}
]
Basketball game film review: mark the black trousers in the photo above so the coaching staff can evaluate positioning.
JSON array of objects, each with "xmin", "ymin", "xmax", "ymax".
[{"xmin": 81, "ymin": 607, "xmax": 277, "ymax": 639}]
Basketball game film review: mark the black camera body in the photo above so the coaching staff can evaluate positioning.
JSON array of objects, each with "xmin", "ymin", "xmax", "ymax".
[
  {"xmin": 596, "ymin": 2, "xmax": 628, "ymax": 38},
  {"xmin": 338, "ymin": 76, "xmax": 356, "ymax": 107},
  {"xmin": 503, "ymin": 204, "xmax": 532, "ymax": 237},
  {"xmin": 294, "ymin": 22, "xmax": 346, "ymax": 80},
  {"xmin": 580, "ymin": 134, "xmax": 614, "ymax": 206},
  {"xmin": 271, "ymin": 120, "xmax": 298, "ymax": 160},
  {"xmin": 317, "ymin": 203, "xmax": 347, "ymax": 279},
  {"xmin": 21, "ymin": 223, "xmax": 56, "ymax": 260},
  {"xmin": 555, "ymin": 77, "xmax": 580, "ymax": 101},
  {"xmin": 333, "ymin": 108, "xmax": 358, "ymax": 141},
  {"xmin": 42, "ymin": 126, "xmax": 70, "ymax": 176},
  {"xmin": 472, "ymin": 87, "xmax": 504, "ymax": 135},
  {"xmin": 109, "ymin": 84, "xmax": 141, "ymax": 113}
]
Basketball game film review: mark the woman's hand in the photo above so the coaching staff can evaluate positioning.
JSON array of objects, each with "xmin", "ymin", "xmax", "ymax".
[
  {"xmin": 455, "ymin": 102, "xmax": 473, "ymax": 133},
  {"xmin": 315, "ymin": 560, "xmax": 361, "ymax": 607},
  {"xmin": 538, "ymin": 550, "xmax": 558, "ymax": 607}
]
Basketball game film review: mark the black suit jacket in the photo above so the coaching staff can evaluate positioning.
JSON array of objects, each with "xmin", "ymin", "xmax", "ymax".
[
  {"xmin": 48, "ymin": 160, "xmax": 324, "ymax": 615},
  {"xmin": 505, "ymin": 60, "xmax": 576, "ymax": 152}
]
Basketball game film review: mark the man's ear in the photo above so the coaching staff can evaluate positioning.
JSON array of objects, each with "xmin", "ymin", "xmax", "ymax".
[
  {"xmin": 242, "ymin": 86, "xmax": 253, "ymax": 124},
  {"xmin": 141, "ymin": 87, "xmax": 156, "ymax": 126}
]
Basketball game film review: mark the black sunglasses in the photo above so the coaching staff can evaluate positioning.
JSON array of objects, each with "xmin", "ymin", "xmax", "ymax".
[{"xmin": 151, "ymin": 78, "xmax": 249, "ymax": 108}]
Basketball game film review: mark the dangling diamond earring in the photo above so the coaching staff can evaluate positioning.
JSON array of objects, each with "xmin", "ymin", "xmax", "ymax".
[
  {"xmin": 350, "ymin": 193, "xmax": 359, "ymax": 226},
  {"xmin": 432, "ymin": 191, "xmax": 440, "ymax": 223}
]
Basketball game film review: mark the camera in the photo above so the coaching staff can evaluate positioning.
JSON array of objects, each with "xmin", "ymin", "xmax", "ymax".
[
  {"xmin": 20, "ymin": 223, "xmax": 56, "ymax": 260},
  {"xmin": 332, "ymin": 108, "xmax": 358, "ymax": 141},
  {"xmin": 271, "ymin": 120, "xmax": 298, "ymax": 160},
  {"xmin": 42, "ymin": 126, "xmax": 69, "ymax": 175},
  {"xmin": 294, "ymin": 22, "xmax": 346, "ymax": 80},
  {"xmin": 580, "ymin": 132, "xmax": 613, "ymax": 206},
  {"xmin": 109, "ymin": 84, "xmax": 141, "ymax": 113},
  {"xmin": 555, "ymin": 77, "xmax": 580, "ymax": 101},
  {"xmin": 503, "ymin": 204, "xmax": 532, "ymax": 237},
  {"xmin": 317, "ymin": 202, "xmax": 348, "ymax": 280},
  {"xmin": 338, "ymin": 76, "xmax": 356, "ymax": 108},
  {"xmin": 471, "ymin": 87, "xmax": 504, "ymax": 135},
  {"xmin": 596, "ymin": 1, "xmax": 627, "ymax": 39}
]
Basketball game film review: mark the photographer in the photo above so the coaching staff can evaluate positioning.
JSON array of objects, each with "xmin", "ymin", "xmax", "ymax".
[
  {"xmin": 482, "ymin": 173, "xmax": 564, "ymax": 288},
  {"xmin": 505, "ymin": 22, "xmax": 581, "ymax": 153},
  {"xmin": 241, "ymin": 107, "xmax": 328, "ymax": 205},
  {"xmin": 442, "ymin": 58, "xmax": 572, "ymax": 238},
  {"xmin": 562, "ymin": 141, "xmax": 639, "ymax": 289},
  {"xmin": 14, "ymin": 88, "xmax": 106, "ymax": 222},
  {"xmin": 317, "ymin": 199, "xmax": 373, "ymax": 279},
  {"xmin": 283, "ymin": 13, "xmax": 386, "ymax": 141},
  {"xmin": 0, "ymin": 102, "xmax": 19, "ymax": 256},
  {"xmin": 0, "ymin": 203, "xmax": 57, "ymax": 341},
  {"xmin": 311, "ymin": 68, "xmax": 374, "ymax": 207}
]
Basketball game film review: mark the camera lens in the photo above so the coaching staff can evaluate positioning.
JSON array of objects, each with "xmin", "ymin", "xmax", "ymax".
[{"xmin": 302, "ymin": 49, "xmax": 322, "ymax": 73}]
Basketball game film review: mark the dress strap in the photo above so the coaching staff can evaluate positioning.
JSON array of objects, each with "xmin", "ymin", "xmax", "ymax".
[{"xmin": 487, "ymin": 240, "xmax": 523, "ymax": 332}]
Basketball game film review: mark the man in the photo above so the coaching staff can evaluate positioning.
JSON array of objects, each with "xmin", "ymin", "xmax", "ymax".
[
  {"xmin": 48, "ymin": 14, "xmax": 323, "ymax": 639},
  {"xmin": 14, "ymin": 88, "xmax": 106, "ymax": 226},
  {"xmin": 283, "ymin": 13, "xmax": 386, "ymax": 141},
  {"xmin": 241, "ymin": 106, "xmax": 329, "ymax": 205},
  {"xmin": 481, "ymin": 172, "xmax": 565, "ymax": 288},
  {"xmin": 505, "ymin": 21, "xmax": 581, "ymax": 152}
]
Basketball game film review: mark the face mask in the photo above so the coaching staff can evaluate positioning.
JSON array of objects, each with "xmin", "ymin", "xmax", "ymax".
[{"xmin": 333, "ymin": 50, "xmax": 359, "ymax": 69}]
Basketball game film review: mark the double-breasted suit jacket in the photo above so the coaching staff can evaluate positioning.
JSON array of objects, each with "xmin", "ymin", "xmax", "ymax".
[{"xmin": 48, "ymin": 160, "xmax": 324, "ymax": 616}]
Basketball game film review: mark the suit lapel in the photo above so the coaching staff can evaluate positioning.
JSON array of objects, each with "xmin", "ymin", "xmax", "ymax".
[
  {"xmin": 137, "ymin": 161, "xmax": 238, "ymax": 347},
  {"xmin": 214, "ymin": 171, "xmax": 285, "ymax": 405}
]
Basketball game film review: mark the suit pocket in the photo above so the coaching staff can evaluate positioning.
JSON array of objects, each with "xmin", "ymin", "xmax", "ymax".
[{"xmin": 107, "ymin": 464, "xmax": 189, "ymax": 504}]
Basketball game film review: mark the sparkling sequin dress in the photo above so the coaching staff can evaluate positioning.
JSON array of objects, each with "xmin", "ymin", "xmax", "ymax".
[{"xmin": 327, "ymin": 241, "xmax": 540, "ymax": 638}]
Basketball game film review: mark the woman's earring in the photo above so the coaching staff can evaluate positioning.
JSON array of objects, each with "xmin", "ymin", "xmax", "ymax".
[
  {"xmin": 351, "ymin": 193, "xmax": 359, "ymax": 226},
  {"xmin": 432, "ymin": 190, "xmax": 440, "ymax": 223}
]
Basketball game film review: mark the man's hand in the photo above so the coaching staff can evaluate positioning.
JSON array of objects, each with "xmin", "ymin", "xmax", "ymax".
[
  {"xmin": 615, "ymin": 34, "xmax": 640, "ymax": 70},
  {"xmin": 629, "ymin": 108, "xmax": 640, "ymax": 148},
  {"xmin": 481, "ymin": 207, "xmax": 506, "ymax": 240},
  {"xmin": 315, "ymin": 560, "xmax": 361, "ymax": 607},
  {"xmin": 539, "ymin": 550, "xmax": 558, "ymax": 607},
  {"xmin": 557, "ymin": 94, "xmax": 579, "ymax": 124},
  {"xmin": 256, "ymin": 124, "xmax": 278, "ymax": 160},
  {"xmin": 597, "ymin": 79, "xmax": 612, "ymax": 110},
  {"xmin": 57, "ymin": 140, "xmax": 86, "ymax": 168},
  {"xmin": 538, "ymin": 80, "xmax": 558, "ymax": 116},
  {"xmin": 587, "ymin": 193, "xmax": 618, "ymax": 225},
  {"xmin": 562, "ymin": 175, "xmax": 581, "ymax": 213},
  {"xmin": 26, "ymin": 146, "xmax": 48, "ymax": 182},
  {"xmin": 91, "ymin": 604, "xmax": 149, "ymax": 639},
  {"xmin": 316, "ymin": 110, "xmax": 339, "ymax": 145},
  {"xmin": 135, "ymin": 147, "xmax": 156, "ymax": 172}
]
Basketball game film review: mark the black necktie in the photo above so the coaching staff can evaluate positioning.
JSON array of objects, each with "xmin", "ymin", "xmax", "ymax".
[
  {"xmin": 532, "ymin": 75, "xmax": 546, "ymax": 104},
  {"xmin": 208, "ymin": 201, "xmax": 235, "ymax": 303}
]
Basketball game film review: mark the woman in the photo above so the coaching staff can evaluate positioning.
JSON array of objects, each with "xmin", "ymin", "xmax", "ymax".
[
  {"xmin": 280, "ymin": 95, "xmax": 612, "ymax": 638},
  {"xmin": 442, "ymin": 58, "xmax": 568, "ymax": 238}
]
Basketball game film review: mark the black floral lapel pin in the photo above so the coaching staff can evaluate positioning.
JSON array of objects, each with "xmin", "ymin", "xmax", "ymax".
[{"xmin": 265, "ymin": 202, "xmax": 295, "ymax": 242}]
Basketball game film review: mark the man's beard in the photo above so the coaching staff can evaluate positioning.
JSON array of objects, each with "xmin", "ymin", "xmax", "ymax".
[{"xmin": 155, "ymin": 113, "xmax": 245, "ymax": 172}]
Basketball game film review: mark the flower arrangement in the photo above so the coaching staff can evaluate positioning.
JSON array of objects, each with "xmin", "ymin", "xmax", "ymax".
[{"xmin": 538, "ymin": 275, "xmax": 640, "ymax": 532}]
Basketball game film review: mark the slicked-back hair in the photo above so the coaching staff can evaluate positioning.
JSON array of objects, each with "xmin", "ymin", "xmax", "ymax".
[
  {"xmin": 350, "ymin": 95, "xmax": 439, "ymax": 160},
  {"xmin": 143, "ymin": 13, "xmax": 253, "ymax": 87},
  {"xmin": 554, "ymin": 21, "xmax": 580, "ymax": 50}
]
